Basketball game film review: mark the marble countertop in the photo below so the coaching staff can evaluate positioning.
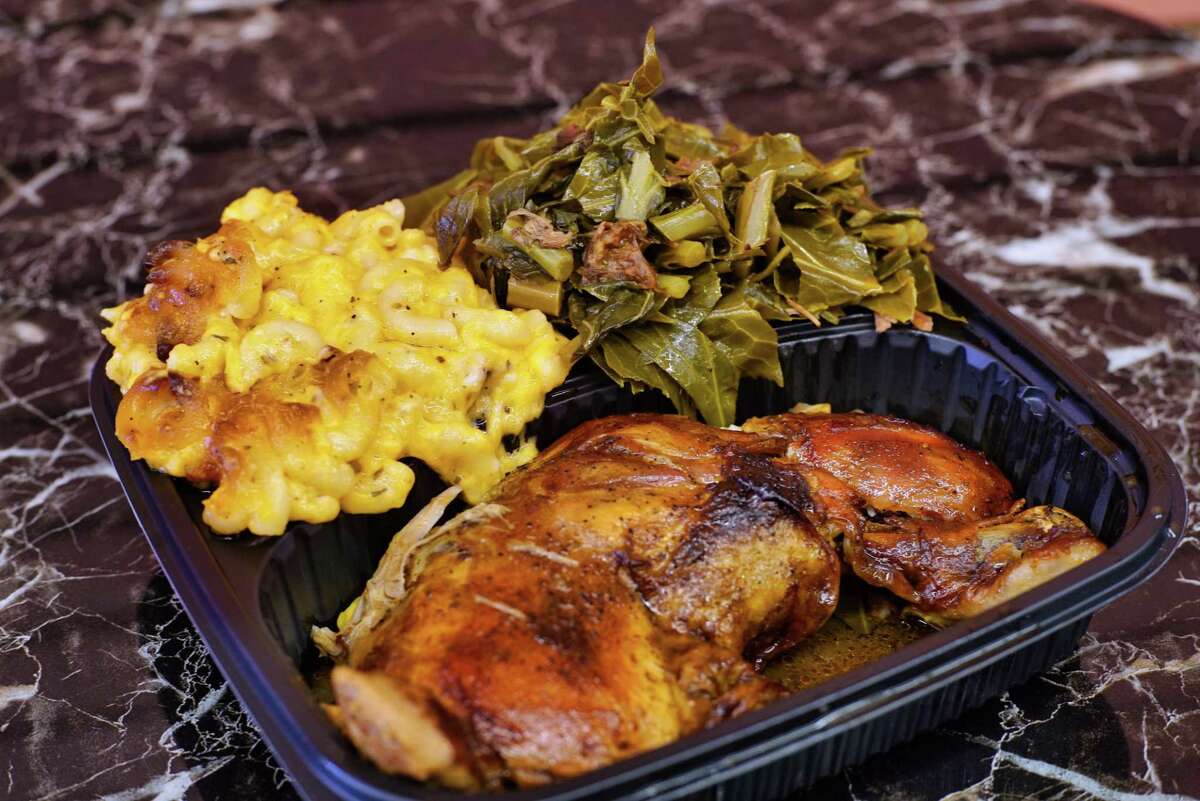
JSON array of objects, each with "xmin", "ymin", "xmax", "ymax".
[{"xmin": 1, "ymin": 1, "xmax": 1198, "ymax": 798}]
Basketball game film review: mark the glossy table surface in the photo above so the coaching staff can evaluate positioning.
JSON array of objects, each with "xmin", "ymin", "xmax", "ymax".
[{"xmin": 1, "ymin": 1, "xmax": 1198, "ymax": 799}]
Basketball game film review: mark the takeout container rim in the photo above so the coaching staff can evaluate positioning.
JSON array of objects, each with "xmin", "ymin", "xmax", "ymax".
[{"xmin": 90, "ymin": 262, "xmax": 1187, "ymax": 801}]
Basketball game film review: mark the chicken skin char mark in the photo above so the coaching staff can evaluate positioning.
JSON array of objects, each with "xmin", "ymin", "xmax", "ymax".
[{"xmin": 328, "ymin": 412, "xmax": 1105, "ymax": 789}]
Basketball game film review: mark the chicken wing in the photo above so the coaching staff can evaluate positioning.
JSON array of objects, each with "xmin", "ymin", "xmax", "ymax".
[
  {"xmin": 751, "ymin": 412, "xmax": 1106, "ymax": 621},
  {"xmin": 844, "ymin": 506, "xmax": 1106, "ymax": 622}
]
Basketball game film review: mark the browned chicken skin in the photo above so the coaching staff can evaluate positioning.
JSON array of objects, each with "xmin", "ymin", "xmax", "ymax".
[
  {"xmin": 741, "ymin": 412, "xmax": 1014, "ymax": 526},
  {"xmin": 845, "ymin": 506, "xmax": 1105, "ymax": 622},
  {"xmin": 747, "ymin": 413, "xmax": 1104, "ymax": 621},
  {"xmin": 325, "ymin": 412, "xmax": 1105, "ymax": 788}
]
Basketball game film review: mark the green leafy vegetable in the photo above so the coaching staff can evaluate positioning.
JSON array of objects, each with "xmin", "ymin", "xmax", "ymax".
[
  {"xmin": 624, "ymin": 323, "xmax": 738, "ymax": 426},
  {"xmin": 505, "ymin": 273, "xmax": 564, "ymax": 316},
  {"xmin": 568, "ymin": 287, "xmax": 660, "ymax": 352},
  {"xmin": 733, "ymin": 169, "xmax": 777, "ymax": 253},
  {"xmin": 565, "ymin": 151, "xmax": 621, "ymax": 220},
  {"xmin": 700, "ymin": 288, "xmax": 784, "ymax": 386},
  {"xmin": 687, "ymin": 161, "xmax": 732, "ymax": 234},
  {"xmin": 861, "ymin": 270, "xmax": 918, "ymax": 323},
  {"xmin": 403, "ymin": 28, "xmax": 960, "ymax": 425},
  {"xmin": 598, "ymin": 334, "xmax": 698, "ymax": 418}
]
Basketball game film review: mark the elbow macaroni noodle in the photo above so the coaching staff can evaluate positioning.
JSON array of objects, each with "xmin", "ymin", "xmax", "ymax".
[{"xmin": 102, "ymin": 188, "xmax": 572, "ymax": 536}]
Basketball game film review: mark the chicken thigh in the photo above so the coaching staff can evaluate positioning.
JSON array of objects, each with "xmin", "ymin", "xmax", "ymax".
[{"xmin": 331, "ymin": 415, "xmax": 837, "ymax": 788}]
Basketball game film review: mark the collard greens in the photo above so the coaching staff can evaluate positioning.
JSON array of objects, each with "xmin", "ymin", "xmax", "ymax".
[{"xmin": 404, "ymin": 30, "xmax": 961, "ymax": 426}]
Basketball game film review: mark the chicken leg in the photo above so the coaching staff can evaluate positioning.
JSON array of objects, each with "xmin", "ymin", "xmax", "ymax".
[{"xmin": 329, "ymin": 415, "xmax": 837, "ymax": 788}]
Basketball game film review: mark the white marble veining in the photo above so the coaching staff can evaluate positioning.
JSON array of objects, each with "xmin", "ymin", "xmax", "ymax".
[{"xmin": 0, "ymin": 1, "xmax": 1197, "ymax": 799}]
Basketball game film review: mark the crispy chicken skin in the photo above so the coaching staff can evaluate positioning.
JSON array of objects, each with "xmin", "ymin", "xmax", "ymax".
[
  {"xmin": 333, "ymin": 415, "xmax": 834, "ymax": 788},
  {"xmin": 845, "ymin": 506, "xmax": 1106, "ymax": 622},
  {"xmin": 757, "ymin": 413, "xmax": 1105, "ymax": 621},
  {"xmin": 742, "ymin": 412, "xmax": 1013, "ymax": 524},
  {"xmin": 330, "ymin": 412, "xmax": 1105, "ymax": 787}
]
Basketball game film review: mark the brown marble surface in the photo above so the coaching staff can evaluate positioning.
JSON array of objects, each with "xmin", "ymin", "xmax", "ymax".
[{"xmin": 1, "ymin": 1, "xmax": 1198, "ymax": 799}]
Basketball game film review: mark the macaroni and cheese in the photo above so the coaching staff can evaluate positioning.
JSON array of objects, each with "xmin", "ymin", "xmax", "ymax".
[{"xmin": 102, "ymin": 188, "xmax": 572, "ymax": 535}]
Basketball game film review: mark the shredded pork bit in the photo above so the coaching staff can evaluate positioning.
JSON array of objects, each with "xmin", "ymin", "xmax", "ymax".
[
  {"xmin": 507, "ymin": 210, "xmax": 573, "ymax": 249},
  {"xmin": 554, "ymin": 122, "xmax": 591, "ymax": 148},
  {"xmin": 580, "ymin": 221, "xmax": 657, "ymax": 289}
]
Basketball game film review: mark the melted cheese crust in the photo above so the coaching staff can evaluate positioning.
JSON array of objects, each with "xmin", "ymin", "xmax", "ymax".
[{"xmin": 102, "ymin": 188, "xmax": 571, "ymax": 535}]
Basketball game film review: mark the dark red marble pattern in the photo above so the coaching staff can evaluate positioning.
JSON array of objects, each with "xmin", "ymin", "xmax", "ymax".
[{"xmin": 0, "ymin": 1, "xmax": 1197, "ymax": 799}]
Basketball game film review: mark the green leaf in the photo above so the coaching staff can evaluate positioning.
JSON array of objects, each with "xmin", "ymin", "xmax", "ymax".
[
  {"xmin": 859, "ymin": 219, "xmax": 929, "ymax": 249},
  {"xmin": 655, "ymin": 273, "xmax": 691, "ymax": 299},
  {"xmin": 473, "ymin": 231, "xmax": 544, "ymax": 280},
  {"xmin": 657, "ymin": 240, "xmax": 708, "ymax": 269},
  {"xmin": 699, "ymin": 288, "xmax": 784, "ymax": 385},
  {"xmin": 656, "ymin": 264, "xmax": 722, "ymax": 328},
  {"xmin": 908, "ymin": 254, "xmax": 964, "ymax": 321},
  {"xmin": 567, "ymin": 287, "xmax": 660, "ymax": 352},
  {"xmin": 624, "ymin": 322, "xmax": 739, "ymax": 426},
  {"xmin": 625, "ymin": 28, "xmax": 664, "ymax": 101},
  {"xmin": 742, "ymin": 280, "xmax": 794, "ymax": 322},
  {"xmin": 779, "ymin": 224, "xmax": 881, "ymax": 313},
  {"xmin": 400, "ymin": 168, "xmax": 477, "ymax": 233},
  {"xmin": 784, "ymin": 185, "xmax": 830, "ymax": 213},
  {"xmin": 650, "ymin": 202, "xmax": 720, "ymax": 241},
  {"xmin": 434, "ymin": 186, "xmax": 478, "ymax": 266},
  {"xmin": 847, "ymin": 207, "xmax": 925, "ymax": 228},
  {"xmin": 492, "ymin": 136, "xmax": 528, "ymax": 172},
  {"xmin": 808, "ymin": 147, "xmax": 870, "ymax": 190},
  {"xmin": 860, "ymin": 269, "xmax": 917, "ymax": 322},
  {"xmin": 565, "ymin": 151, "xmax": 621, "ymax": 220},
  {"xmin": 730, "ymin": 133, "xmax": 819, "ymax": 182},
  {"xmin": 595, "ymin": 333, "xmax": 697, "ymax": 417},
  {"xmin": 734, "ymin": 169, "xmax": 777, "ymax": 251},
  {"xmin": 498, "ymin": 214, "xmax": 574, "ymax": 280},
  {"xmin": 663, "ymin": 121, "xmax": 728, "ymax": 163},
  {"xmin": 488, "ymin": 139, "xmax": 589, "ymax": 222},
  {"xmin": 874, "ymin": 247, "xmax": 911, "ymax": 282},
  {"xmin": 505, "ymin": 273, "xmax": 563, "ymax": 316},
  {"xmin": 616, "ymin": 148, "xmax": 665, "ymax": 221},
  {"xmin": 686, "ymin": 161, "xmax": 732, "ymax": 234}
]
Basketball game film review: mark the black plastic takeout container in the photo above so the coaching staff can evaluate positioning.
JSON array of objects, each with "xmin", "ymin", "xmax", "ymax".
[{"xmin": 92, "ymin": 262, "xmax": 1186, "ymax": 801}]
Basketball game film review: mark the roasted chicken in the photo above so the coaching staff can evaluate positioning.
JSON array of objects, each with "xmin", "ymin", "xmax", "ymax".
[{"xmin": 318, "ymin": 411, "xmax": 1104, "ymax": 789}]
